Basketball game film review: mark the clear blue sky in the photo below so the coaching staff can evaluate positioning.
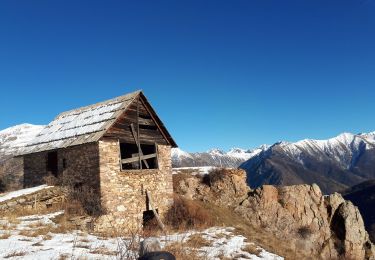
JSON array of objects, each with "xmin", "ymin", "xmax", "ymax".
[{"xmin": 0, "ymin": 0, "xmax": 374, "ymax": 152}]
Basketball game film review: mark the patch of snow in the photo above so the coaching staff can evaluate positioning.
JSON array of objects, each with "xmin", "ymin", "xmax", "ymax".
[
  {"xmin": 0, "ymin": 185, "xmax": 52, "ymax": 203},
  {"xmin": 17, "ymin": 211, "xmax": 65, "ymax": 230},
  {"xmin": 0, "ymin": 210, "xmax": 283, "ymax": 260},
  {"xmin": 172, "ymin": 166, "xmax": 217, "ymax": 175},
  {"xmin": 159, "ymin": 227, "xmax": 283, "ymax": 260}
]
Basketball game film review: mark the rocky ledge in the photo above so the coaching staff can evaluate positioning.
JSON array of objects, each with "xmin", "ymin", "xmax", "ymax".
[{"xmin": 174, "ymin": 168, "xmax": 375, "ymax": 260}]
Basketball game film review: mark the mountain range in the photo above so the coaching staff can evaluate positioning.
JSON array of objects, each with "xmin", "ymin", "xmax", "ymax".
[
  {"xmin": 171, "ymin": 146, "xmax": 269, "ymax": 168},
  {"xmin": 172, "ymin": 131, "xmax": 375, "ymax": 194},
  {"xmin": 240, "ymin": 132, "xmax": 375, "ymax": 194},
  {"xmin": 1, "ymin": 124, "xmax": 375, "ymax": 195}
]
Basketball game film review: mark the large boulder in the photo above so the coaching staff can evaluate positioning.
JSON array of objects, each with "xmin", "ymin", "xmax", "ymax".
[
  {"xmin": 236, "ymin": 184, "xmax": 374, "ymax": 259},
  {"xmin": 175, "ymin": 168, "xmax": 250, "ymax": 206}
]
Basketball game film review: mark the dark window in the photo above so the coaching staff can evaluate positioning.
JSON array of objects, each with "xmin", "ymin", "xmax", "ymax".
[
  {"xmin": 46, "ymin": 151, "xmax": 58, "ymax": 176},
  {"xmin": 63, "ymin": 159, "xmax": 67, "ymax": 169},
  {"xmin": 120, "ymin": 143, "xmax": 158, "ymax": 170}
]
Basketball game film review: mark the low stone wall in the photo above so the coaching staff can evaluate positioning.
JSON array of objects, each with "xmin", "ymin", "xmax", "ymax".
[{"xmin": 0, "ymin": 186, "xmax": 65, "ymax": 212}]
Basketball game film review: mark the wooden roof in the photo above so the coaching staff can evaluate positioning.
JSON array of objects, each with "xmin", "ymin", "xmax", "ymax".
[{"xmin": 19, "ymin": 90, "xmax": 177, "ymax": 155}]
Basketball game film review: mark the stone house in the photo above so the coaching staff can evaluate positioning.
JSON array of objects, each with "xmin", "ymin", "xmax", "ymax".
[{"xmin": 17, "ymin": 90, "xmax": 177, "ymax": 231}]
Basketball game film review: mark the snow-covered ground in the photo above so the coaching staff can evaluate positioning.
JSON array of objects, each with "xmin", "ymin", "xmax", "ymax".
[
  {"xmin": 0, "ymin": 211, "xmax": 283, "ymax": 260},
  {"xmin": 172, "ymin": 166, "xmax": 217, "ymax": 175},
  {"xmin": 0, "ymin": 185, "xmax": 52, "ymax": 203}
]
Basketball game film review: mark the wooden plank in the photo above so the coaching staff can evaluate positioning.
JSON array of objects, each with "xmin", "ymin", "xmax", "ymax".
[
  {"xmin": 146, "ymin": 190, "xmax": 165, "ymax": 231},
  {"xmin": 138, "ymin": 118, "xmax": 155, "ymax": 126},
  {"xmin": 137, "ymin": 97, "xmax": 142, "ymax": 169},
  {"xmin": 139, "ymin": 97, "xmax": 171, "ymax": 146},
  {"xmin": 103, "ymin": 133, "xmax": 167, "ymax": 145},
  {"xmin": 130, "ymin": 123, "xmax": 150, "ymax": 169},
  {"xmin": 121, "ymin": 153, "xmax": 157, "ymax": 164}
]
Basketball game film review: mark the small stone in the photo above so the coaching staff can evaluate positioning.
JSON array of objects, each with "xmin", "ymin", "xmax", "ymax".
[{"xmin": 117, "ymin": 205, "xmax": 126, "ymax": 212}]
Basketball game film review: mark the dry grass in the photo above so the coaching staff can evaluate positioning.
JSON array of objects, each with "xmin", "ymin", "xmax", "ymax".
[
  {"xmin": 0, "ymin": 202, "xmax": 64, "ymax": 219},
  {"xmin": 89, "ymin": 247, "xmax": 117, "ymax": 256},
  {"xmin": 165, "ymin": 195, "xmax": 213, "ymax": 230},
  {"xmin": 164, "ymin": 241, "xmax": 204, "ymax": 260},
  {"xmin": 42, "ymin": 234, "xmax": 53, "ymax": 240},
  {"xmin": 242, "ymin": 243, "xmax": 262, "ymax": 256},
  {"xmin": 0, "ymin": 222, "xmax": 14, "ymax": 230},
  {"xmin": 48, "ymin": 214, "xmax": 76, "ymax": 234},
  {"xmin": 200, "ymin": 202, "xmax": 312, "ymax": 260},
  {"xmin": 18, "ymin": 226, "xmax": 52, "ymax": 237},
  {"xmin": 0, "ymin": 232, "xmax": 11, "ymax": 239},
  {"xmin": 57, "ymin": 254, "xmax": 70, "ymax": 260},
  {"xmin": 27, "ymin": 220, "xmax": 45, "ymax": 229},
  {"xmin": 185, "ymin": 234, "xmax": 211, "ymax": 248},
  {"xmin": 3, "ymin": 250, "xmax": 27, "ymax": 258}
]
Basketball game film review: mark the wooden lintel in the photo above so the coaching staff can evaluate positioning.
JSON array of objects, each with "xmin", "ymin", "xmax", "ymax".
[{"xmin": 121, "ymin": 153, "xmax": 157, "ymax": 164}]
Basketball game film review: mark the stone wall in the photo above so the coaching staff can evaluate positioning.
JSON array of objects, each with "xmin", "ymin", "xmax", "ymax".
[
  {"xmin": 24, "ymin": 152, "xmax": 49, "ymax": 188},
  {"xmin": 23, "ymin": 143, "xmax": 100, "ymax": 190},
  {"xmin": 0, "ymin": 157, "xmax": 24, "ymax": 192},
  {"xmin": 0, "ymin": 186, "xmax": 65, "ymax": 212},
  {"xmin": 96, "ymin": 138, "xmax": 173, "ymax": 232}
]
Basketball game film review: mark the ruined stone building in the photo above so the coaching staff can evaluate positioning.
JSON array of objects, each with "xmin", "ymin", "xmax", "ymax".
[{"xmin": 16, "ymin": 90, "xmax": 177, "ymax": 230}]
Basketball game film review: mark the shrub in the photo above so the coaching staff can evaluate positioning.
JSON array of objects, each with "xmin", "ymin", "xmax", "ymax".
[
  {"xmin": 242, "ymin": 243, "xmax": 262, "ymax": 256},
  {"xmin": 297, "ymin": 225, "xmax": 313, "ymax": 239},
  {"xmin": 165, "ymin": 195, "xmax": 213, "ymax": 230},
  {"xmin": 202, "ymin": 168, "xmax": 227, "ymax": 187}
]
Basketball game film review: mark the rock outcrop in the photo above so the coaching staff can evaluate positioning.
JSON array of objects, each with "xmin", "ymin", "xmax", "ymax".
[
  {"xmin": 174, "ymin": 168, "xmax": 375, "ymax": 259},
  {"xmin": 175, "ymin": 168, "xmax": 250, "ymax": 206}
]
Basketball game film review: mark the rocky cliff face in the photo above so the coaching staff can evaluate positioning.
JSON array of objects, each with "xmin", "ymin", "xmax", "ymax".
[
  {"xmin": 174, "ymin": 169, "xmax": 375, "ymax": 259},
  {"xmin": 343, "ymin": 180, "xmax": 375, "ymax": 243}
]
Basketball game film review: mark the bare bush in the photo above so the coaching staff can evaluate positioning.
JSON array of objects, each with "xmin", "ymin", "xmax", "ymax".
[
  {"xmin": 165, "ymin": 195, "xmax": 213, "ymax": 230},
  {"xmin": 242, "ymin": 243, "xmax": 262, "ymax": 256},
  {"xmin": 202, "ymin": 168, "xmax": 227, "ymax": 187},
  {"xmin": 116, "ymin": 229, "xmax": 142, "ymax": 260}
]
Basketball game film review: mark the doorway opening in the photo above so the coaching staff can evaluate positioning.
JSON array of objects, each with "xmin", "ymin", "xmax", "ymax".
[
  {"xmin": 143, "ymin": 209, "xmax": 158, "ymax": 230},
  {"xmin": 46, "ymin": 151, "xmax": 58, "ymax": 176}
]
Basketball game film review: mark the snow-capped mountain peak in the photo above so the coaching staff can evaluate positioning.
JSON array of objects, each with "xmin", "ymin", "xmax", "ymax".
[
  {"xmin": 171, "ymin": 147, "xmax": 193, "ymax": 159},
  {"xmin": 207, "ymin": 148, "xmax": 225, "ymax": 156}
]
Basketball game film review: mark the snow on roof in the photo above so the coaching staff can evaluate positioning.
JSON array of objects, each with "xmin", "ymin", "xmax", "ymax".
[{"xmin": 19, "ymin": 90, "xmax": 141, "ymax": 155}]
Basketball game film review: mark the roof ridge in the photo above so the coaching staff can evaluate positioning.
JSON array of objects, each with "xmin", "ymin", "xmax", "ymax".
[{"xmin": 57, "ymin": 90, "xmax": 142, "ymax": 118}]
